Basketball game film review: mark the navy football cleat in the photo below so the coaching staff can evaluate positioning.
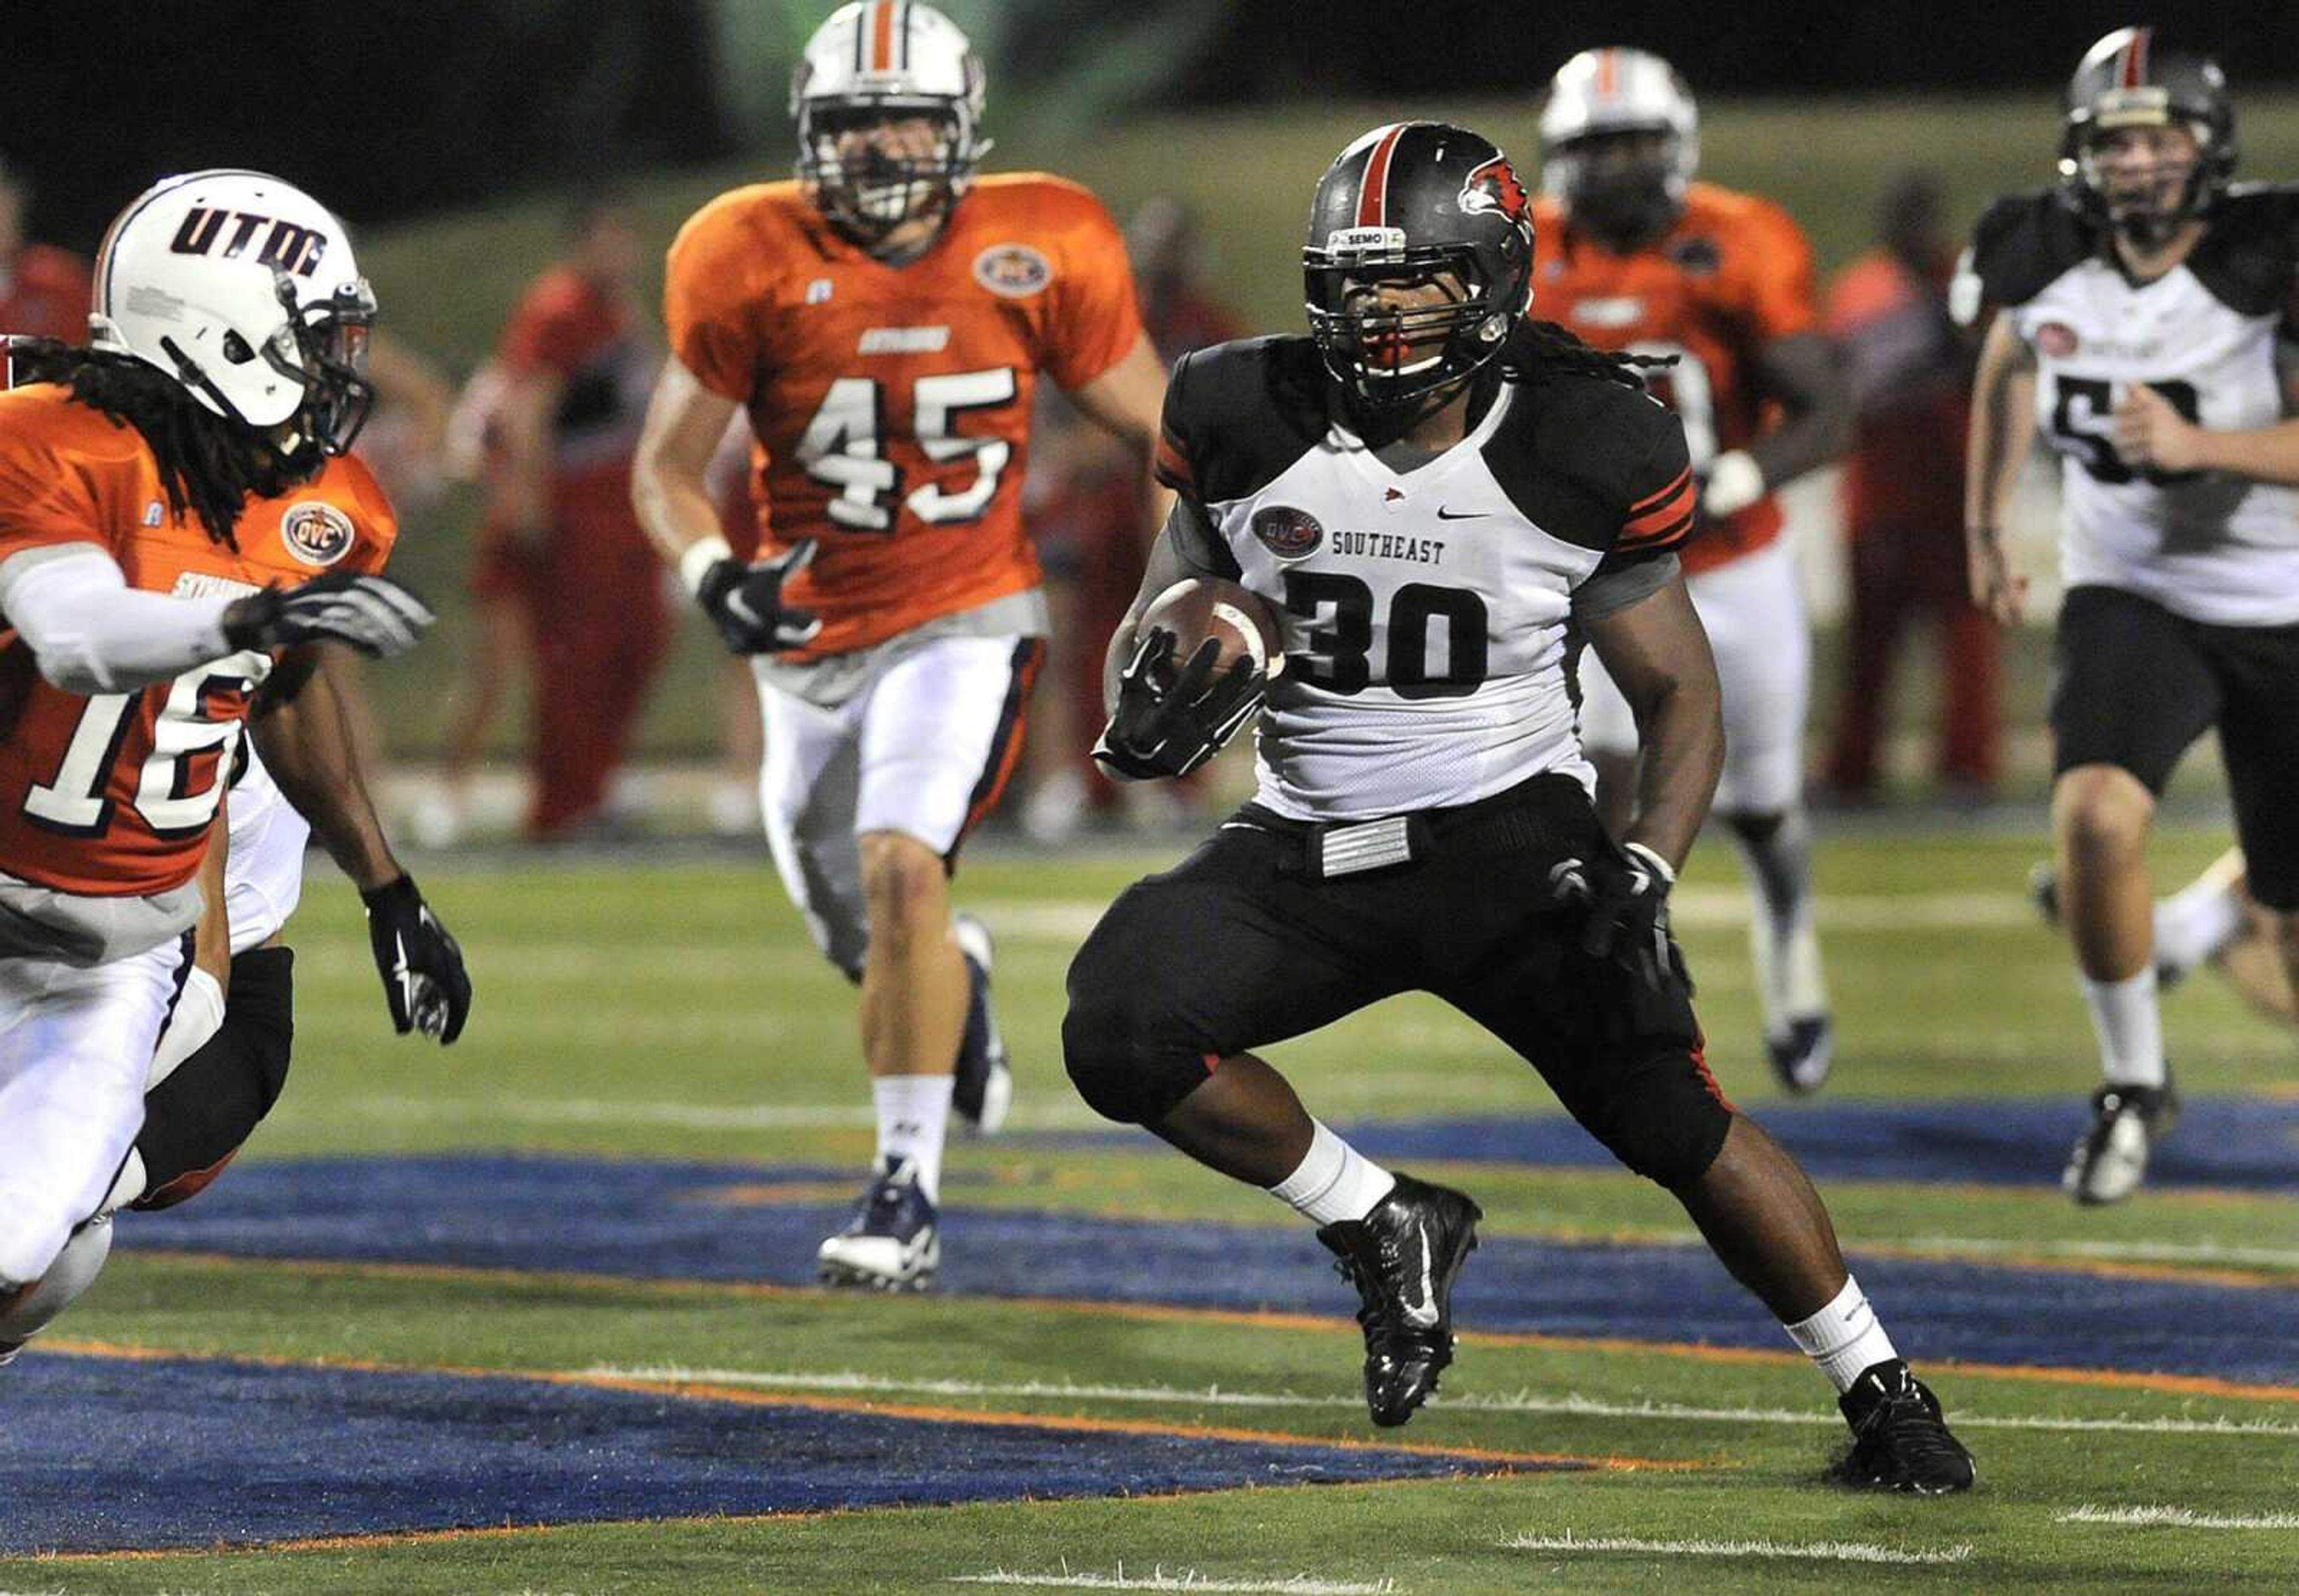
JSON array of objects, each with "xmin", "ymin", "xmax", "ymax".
[
  {"xmin": 817, "ymin": 1155, "xmax": 939, "ymax": 1291},
  {"xmin": 1316, "ymin": 1173, "xmax": 1482, "ymax": 1427},
  {"xmin": 951, "ymin": 914, "xmax": 1013, "ymax": 1134},
  {"xmin": 1832, "ymin": 1359, "xmax": 1976, "ymax": 1493}
]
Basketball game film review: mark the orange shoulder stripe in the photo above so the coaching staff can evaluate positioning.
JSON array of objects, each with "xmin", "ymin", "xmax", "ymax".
[{"xmin": 1618, "ymin": 471, "xmax": 1697, "ymax": 548}]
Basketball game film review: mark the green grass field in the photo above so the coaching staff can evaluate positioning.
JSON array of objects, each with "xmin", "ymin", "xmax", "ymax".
[{"xmin": 8, "ymin": 824, "xmax": 2299, "ymax": 1592}]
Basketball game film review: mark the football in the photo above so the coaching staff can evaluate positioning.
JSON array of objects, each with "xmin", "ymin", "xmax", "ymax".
[{"xmin": 1139, "ymin": 577, "xmax": 1286, "ymax": 680}]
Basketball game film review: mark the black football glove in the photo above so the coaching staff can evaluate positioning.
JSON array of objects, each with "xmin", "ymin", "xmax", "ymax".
[
  {"xmin": 694, "ymin": 538, "xmax": 823, "ymax": 654},
  {"xmin": 223, "ymin": 573, "xmax": 433, "ymax": 659},
  {"xmin": 1091, "ymin": 626, "xmax": 1266, "ymax": 781},
  {"xmin": 1548, "ymin": 838, "xmax": 1690, "ymax": 992},
  {"xmin": 361, "ymin": 874, "xmax": 472, "ymax": 1044}
]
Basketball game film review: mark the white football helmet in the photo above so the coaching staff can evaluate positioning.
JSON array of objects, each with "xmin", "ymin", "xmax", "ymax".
[
  {"xmin": 89, "ymin": 169, "xmax": 375, "ymax": 453},
  {"xmin": 790, "ymin": 1, "xmax": 990, "ymax": 239},
  {"xmin": 1539, "ymin": 48, "xmax": 1700, "ymax": 241}
]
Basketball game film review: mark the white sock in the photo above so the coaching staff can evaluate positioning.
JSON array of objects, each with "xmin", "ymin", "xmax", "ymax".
[
  {"xmin": 872, "ymin": 1075, "xmax": 954, "ymax": 1204},
  {"xmin": 2155, "ymin": 878, "xmax": 2245, "ymax": 976},
  {"xmin": 2081, "ymin": 967, "xmax": 2165, "ymax": 1089},
  {"xmin": 1268, "ymin": 1119, "xmax": 1396, "ymax": 1226},
  {"xmin": 1783, "ymin": 1274, "xmax": 1900, "ymax": 1394}
]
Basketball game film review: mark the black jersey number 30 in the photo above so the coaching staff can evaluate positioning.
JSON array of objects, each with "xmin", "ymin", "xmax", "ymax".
[
  {"xmin": 2051, "ymin": 375, "xmax": 2201, "ymax": 487},
  {"xmin": 1282, "ymin": 571, "xmax": 1488, "ymax": 699}
]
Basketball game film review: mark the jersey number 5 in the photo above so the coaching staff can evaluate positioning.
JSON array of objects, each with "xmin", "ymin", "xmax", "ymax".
[
  {"xmin": 797, "ymin": 368, "xmax": 1018, "ymax": 532},
  {"xmin": 2052, "ymin": 375, "xmax": 2201, "ymax": 486},
  {"xmin": 23, "ymin": 660, "xmax": 260, "ymax": 839}
]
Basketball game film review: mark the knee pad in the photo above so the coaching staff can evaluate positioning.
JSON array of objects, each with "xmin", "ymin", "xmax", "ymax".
[
  {"xmin": 1577, "ymin": 1052, "xmax": 1733, "ymax": 1188},
  {"xmin": 1061, "ymin": 939, "xmax": 1211, "ymax": 1128},
  {"xmin": 133, "ymin": 946, "xmax": 294, "ymax": 1210}
]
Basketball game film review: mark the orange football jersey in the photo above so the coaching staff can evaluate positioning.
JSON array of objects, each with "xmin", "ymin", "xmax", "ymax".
[
  {"xmin": 1531, "ymin": 182, "xmax": 1818, "ymax": 575},
  {"xmin": 0, "ymin": 385, "xmax": 398, "ymax": 897},
  {"xmin": 665, "ymin": 173, "xmax": 1144, "ymax": 657}
]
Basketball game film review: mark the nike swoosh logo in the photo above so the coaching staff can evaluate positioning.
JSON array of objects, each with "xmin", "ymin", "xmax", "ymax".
[
  {"xmin": 1401, "ymin": 1219, "xmax": 1440, "ymax": 1328},
  {"xmin": 1434, "ymin": 506, "xmax": 1488, "ymax": 521}
]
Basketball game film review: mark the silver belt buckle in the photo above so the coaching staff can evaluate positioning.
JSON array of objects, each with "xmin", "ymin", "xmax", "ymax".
[{"xmin": 1318, "ymin": 814, "xmax": 1415, "ymax": 878}]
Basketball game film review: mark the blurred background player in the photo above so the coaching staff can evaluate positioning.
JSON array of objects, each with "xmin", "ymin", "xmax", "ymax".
[
  {"xmin": 0, "ymin": 155, "xmax": 89, "ymax": 343},
  {"xmin": 632, "ymin": 1, "xmax": 1168, "ymax": 1291},
  {"xmin": 1963, "ymin": 29, "xmax": 2299, "ymax": 1203},
  {"xmin": 426, "ymin": 192, "xmax": 668, "ymax": 843},
  {"xmin": 0, "ymin": 171, "xmax": 449, "ymax": 1355},
  {"xmin": 1020, "ymin": 195, "xmax": 1244, "ymax": 843},
  {"xmin": 1534, "ymin": 48, "xmax": 1852, "ymax": 1094},
  {"xmin": 1819, "ymin": 171, "xmax": 1999, "ymax": 806}
]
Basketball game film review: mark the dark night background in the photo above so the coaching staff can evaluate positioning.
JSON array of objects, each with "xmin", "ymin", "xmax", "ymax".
[{"xmin": 11, "ymin": 1, "xmax": 2299, "ymax": 252}]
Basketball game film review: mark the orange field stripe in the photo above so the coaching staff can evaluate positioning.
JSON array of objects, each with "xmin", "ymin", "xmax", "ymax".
[
  {"xmin": 103, "ymin": 1250, "xmax": 2299, "ymax": 1403},
  {"xmin": 23, "ymin": 1469, "xmax": 1594, "ymax": 1566},
  {"xmin": 34, "ymin": 1336, "xmax": 1688, "ymax": 1474}
]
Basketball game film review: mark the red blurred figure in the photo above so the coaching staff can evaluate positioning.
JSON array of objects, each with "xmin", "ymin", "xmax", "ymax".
[
  {"xmin": 436, "ymin": 193, "xmax": 669, "ymax": 841},
  {"xmin": 1822, "ymin": 172, "xmax": 2000, "ymax": 801},
  {"xmin": 0, "ymin": 157, "xmax": 91, "ymax": 342},
  {"xmin": 1022, "ymin": 198, "xmax": 1244, "ymax": 841}
]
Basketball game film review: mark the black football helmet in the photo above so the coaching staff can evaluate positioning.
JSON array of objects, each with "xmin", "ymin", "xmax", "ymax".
[
  {"xmin": 1303, "ymin": 122, "xmax": 1535, "ymax": 412},
  {"xmin": 2059, "ymin": 26, "xmax": 2235, "ymax": 245}
]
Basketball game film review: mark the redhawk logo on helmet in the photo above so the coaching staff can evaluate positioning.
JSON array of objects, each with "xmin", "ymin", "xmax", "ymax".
[{"xmin": 1457, "ymin": 157, "xmax": 1529, "ymax": 223}]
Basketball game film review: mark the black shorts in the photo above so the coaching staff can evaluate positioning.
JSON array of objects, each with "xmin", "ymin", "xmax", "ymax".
[
  {"xmin": 2052, "ymin": 585, "xmax": 2299, "ymax": 909},
  {"xmin": 1063, "ymin": 773, "xmax": 1734, "ymax": 1187}
]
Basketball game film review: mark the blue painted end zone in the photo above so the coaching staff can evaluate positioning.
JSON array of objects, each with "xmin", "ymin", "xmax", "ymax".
[
  {"xmin": 0, "ymin": 1351, "xmax": 1531, "ymax": 1556},
  {"xmin": 1025, "ymin": 1096, "xmax": 2299, "ymax": 1195},
  {"xmin": 120, "ymin": 1155, "xmax": 2299, "ymax": 1386}
]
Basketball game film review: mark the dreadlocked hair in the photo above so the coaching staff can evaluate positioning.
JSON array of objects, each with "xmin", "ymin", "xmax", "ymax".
[
  {"xmin": 1502, "ymin": 319, "xmax": 1676, "ymax": 392},
  {"xmin": 6, "ymin": 339, "xmax": 309, "ymax": 548}
]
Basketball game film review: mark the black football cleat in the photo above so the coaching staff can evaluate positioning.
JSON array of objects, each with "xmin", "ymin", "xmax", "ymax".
[
  {"xmin": 0, "ymin": 1337, "xmax": 22, "ymax": 1369},
  {"xmin": 1832, "ymin": 1359, "xmax": 1975, "ymax": 1494},
  {"xmin": 2064, "ymin": 1079, "xmax": 2180, "ymax": 1206},
  {"xmin": 1766, "ymin": 1014, "xmax": 1834, "ymax": 1095},
  {"xmin": 1316, "ymin": 1173, "xmax": 1482, "ymax": 1427}
]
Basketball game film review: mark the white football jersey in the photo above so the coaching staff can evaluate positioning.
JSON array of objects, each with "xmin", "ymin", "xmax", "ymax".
[
  {"xmin": 1157, "ymin": 336, "xmax": 1694, "ymax": 821},
  {"xmin": 1967, "ymin": 187, "xmax": 2299, "ymax": 625}
]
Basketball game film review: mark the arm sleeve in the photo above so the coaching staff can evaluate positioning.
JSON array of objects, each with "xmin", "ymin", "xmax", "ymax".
[
  {"xmin": 1608, "ymin": 405, "xmax": 1697, "ymax": 558},
  {"xmin": 0, "ymin": 546, "xmax": 233, "ymax": 694},
  {"xmin": 1044, "ymin": 191, "xmax": 1148, "ymax": 393},
  {"xmin": 663, "ymin": 205, "xmax": 766, "ymax": 405},
  {"xmin": 1572, "ymin": 550, "xmax": 1679, "ymax": 621},
  {"xmin": 1162, "ymin": 494, "xmax": 1239, "ymax": 581}
]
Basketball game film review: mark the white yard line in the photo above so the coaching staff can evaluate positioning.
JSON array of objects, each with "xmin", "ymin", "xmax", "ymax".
[
  {"xmin": 1500, "ymin": 1533, "xmax": 1973, "ymax": 1566},
  {"xmin": 953, "ymin": 1572, "xmax": 1394, "ymax": 1595},
  {"xmin": 586, "ymin": 1366, "xmax": 2299, "ymax": 1437},
  {"xmin": 2058, "ymin": 1505, "xmax": 2299, "ymax": 1530}
]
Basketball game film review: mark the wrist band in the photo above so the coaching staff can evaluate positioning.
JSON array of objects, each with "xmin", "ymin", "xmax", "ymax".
[{"xmin": 680, "ymin": 535, "xmax": 734, "ymax": 598}]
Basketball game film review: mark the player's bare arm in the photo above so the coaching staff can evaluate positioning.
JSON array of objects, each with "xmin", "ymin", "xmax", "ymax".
[
  {"xmin": 1581, "ymin": 572, "xmax": 1724, "ymax": 872},
  {"xmin": 1717, "ymin": 330, "xmax": 1852, "ymax": 512},
  {"xmin": 1064, "ymin": 332, "xmax": 1175, "ymax": 538},
  {"xmin": 251, "ymin": 645, "xmax": 471, "ymax": 1043},
  {"xmin": 1963, "ymin": 312, "xmax": 2038, "ymax": 623},
  {"xmin": 633, "ymin": 357, "xmax": 739, "ymax": 567},
  {"xmin": 633, "ymin": 359, "xmax": 818, "ymax": 653},
  {"xmin": 248, "ymin": 646, "xmax": 402, "ymax": 893}
]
